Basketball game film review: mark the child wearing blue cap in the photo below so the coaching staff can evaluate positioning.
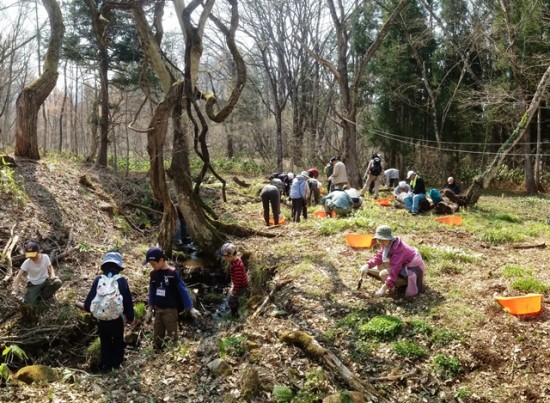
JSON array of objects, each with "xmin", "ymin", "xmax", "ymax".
[
  {"xmin": 83, "ymin": 251, "xmax": 135, "ymax": 372},
  {"xmin": 143, "ymin": 246, "xmax": 201, "ymax": 350}
]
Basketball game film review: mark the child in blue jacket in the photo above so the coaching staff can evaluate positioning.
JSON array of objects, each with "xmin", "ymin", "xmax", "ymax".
[{"xmin": 83, "ymin": 252, "xmax": 134, "ymax": 372}]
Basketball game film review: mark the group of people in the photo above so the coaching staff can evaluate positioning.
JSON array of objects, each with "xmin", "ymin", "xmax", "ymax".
[{"xmin": 12, "ymin": 241, "xmax": 248, "ymax": 373}]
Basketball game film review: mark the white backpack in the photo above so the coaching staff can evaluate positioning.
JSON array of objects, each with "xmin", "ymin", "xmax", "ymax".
[{"xmin": 90, "ymin": 274, "xmax": 124, "ymax": 320}]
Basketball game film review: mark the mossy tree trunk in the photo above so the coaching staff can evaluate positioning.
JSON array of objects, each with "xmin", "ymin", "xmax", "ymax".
[{"xmin": 14, "ymin": 0, "xmax": 64, "ymax": 160}]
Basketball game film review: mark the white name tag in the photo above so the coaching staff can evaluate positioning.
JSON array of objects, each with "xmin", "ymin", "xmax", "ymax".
[{"xmin": 156, "ymin": 288, "xmax": 166, "ymax": 297}]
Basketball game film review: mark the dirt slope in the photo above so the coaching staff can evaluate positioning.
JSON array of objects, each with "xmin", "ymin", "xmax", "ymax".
[{"xmin": 0, "ymin": 158, "xmax": 549, "ymax": 402}]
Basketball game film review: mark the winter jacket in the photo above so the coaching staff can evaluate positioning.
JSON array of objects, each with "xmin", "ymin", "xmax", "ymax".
[
  {"xmin": 148, "ymin": 267, "xmax": 193, "ymax": 310},
  {"xmin": 410, "ymin": 176, "xmax": 426, "ymax": 195},
  {"xmin": 322, "ymin": 189, "xmax": 353, "ymax": 210},
  {"xmin": 366, "ymin": 237, "xmax": 426, "ymax": 292},
  {"xmin": 329, "ymin": 161, "xmax": 348, "ymax": 185},
  {"xmin": 84, "ymin": 268, "xmax": 135, "ymax": 322},
  {"xmin": 290, "ymin": 175, "xmax": 308, "ymax": 199}
]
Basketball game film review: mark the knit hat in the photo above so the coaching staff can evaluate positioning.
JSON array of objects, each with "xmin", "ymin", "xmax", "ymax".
[{"xmin": 373, "ymin": 225, "xmax": 395, "ymax": 241}]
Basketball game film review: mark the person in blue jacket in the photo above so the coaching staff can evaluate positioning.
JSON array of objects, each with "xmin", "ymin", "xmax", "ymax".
[
  {"xmin": 143, "ymin": 247, "xmax": 201, "ymax": 350},
  {"xmin": 289, "ymin": 172, "xmax": 308, "ymax": 222},
  {"xmin": 83, "ymin": 252, "xmax": 134, "ymax": 372}
]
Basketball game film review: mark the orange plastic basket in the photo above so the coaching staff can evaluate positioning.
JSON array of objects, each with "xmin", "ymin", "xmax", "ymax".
[
  {"xmin": 494, "ymin": 294, "xmax": 543, "ymax": 317},
  {"xmin": 373, "ymin": 198, "xmax": 391, "ymax": 206},
  {"xmin": 269, "ymin": 216, "xmax": 286, "ymax": 225},
  {"xmin": 345, "ymin": 233, "xmax": 373, "ymax": 248},
  {"xmin": 259, "ymin": 214, "xmax": 286, "ymax": 225},
  {"xmin": 435, "ymin": 215, "xmax": 463, "ymax": 226},
  {"xmin": 312, "ymin": 210, "xmax": 336, "ymax": 218}
]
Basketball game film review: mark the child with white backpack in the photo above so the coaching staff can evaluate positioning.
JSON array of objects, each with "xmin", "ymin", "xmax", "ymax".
[{"xmin": 83, "ymin": 252, "xmax": 135, "ymax": 372}]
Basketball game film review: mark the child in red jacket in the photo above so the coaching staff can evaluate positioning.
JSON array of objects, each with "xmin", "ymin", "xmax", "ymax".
[{"xmin": 219, "ymin": 243, "xmax": 249, "ymax": 317}]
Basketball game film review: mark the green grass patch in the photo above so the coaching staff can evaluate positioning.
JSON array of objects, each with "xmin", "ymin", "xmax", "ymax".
[
  {"xmin": 479, "ymin": 228, "xmax": 523, "ymax": 245},
  {"xmin": 502, "ymin": 264, "xmax": 532, "ymax": 279},
  {"xmin": 432, "ymin": 354, "xmax": 463, "ymax": 380},
  {"xmin": 391, "ymin": 340, "xmax": 428, "ymax": 360},
  {"xmin": 488, "ymin": 213, "xmax": 522, "ymax": 223},
  {"xmin": 407, "ymin": 319, "xmax": 433, "ymax": 336},
  {"xmin": 0, "ymin": 165, "xmax": 27, "ymax": 207},
  {"xmin": 272, "ymin": 385, "xmax": 294, "ymax": 403},
  {"xmin": 511, "ymin": 277, "xmax": 549, "ymax": 294},
  {"xmin": 430, "ymin": 328, "xmax": 461, "ymax": 347},
  {"xmin": 358, "ymin": 315, "xmax": 403, "ymax": 341}
]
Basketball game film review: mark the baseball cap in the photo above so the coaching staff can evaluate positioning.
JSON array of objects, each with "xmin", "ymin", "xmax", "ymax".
[
  {"xmin": 330, "ymin": 157, "xmax": 338, "ymax": 162},
  {"xmin": 407, "ymin": 170, "xmax": 416, "ymax": 179},
  {"xmin": 142, "ymin": 246, "xmax": 165, "ymax": 265},
  {"xmin": 24, "ymin": 241, "xmax": 40, "ymax": 258}
]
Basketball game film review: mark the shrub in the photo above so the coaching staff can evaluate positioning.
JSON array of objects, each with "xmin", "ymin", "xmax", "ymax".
[
  {"xmin": 358, "ymin": 315, "xmax": 403, "ymax": 341},
  {"xmin": 219, "ymin": 335, "xmax": 246, "ymax": 358}
]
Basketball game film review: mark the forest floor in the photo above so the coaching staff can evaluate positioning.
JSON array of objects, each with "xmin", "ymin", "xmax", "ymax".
[{"xmin": 0, "ymin": 157, "xmax": 549, "ymax": 403}]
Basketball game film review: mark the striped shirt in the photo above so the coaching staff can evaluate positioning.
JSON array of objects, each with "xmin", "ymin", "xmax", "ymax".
[{"xmin": 230, "ymin": 257, "xmax": 249, "ymax": 291}]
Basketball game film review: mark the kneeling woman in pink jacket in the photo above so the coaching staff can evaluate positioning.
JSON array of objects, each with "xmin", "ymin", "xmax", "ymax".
[{"xmin": 359, "ymin": 225, "xmax": 426, "ymax": 297}]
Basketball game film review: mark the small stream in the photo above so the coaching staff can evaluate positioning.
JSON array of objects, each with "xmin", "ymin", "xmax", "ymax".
[{"xmin": 176, "ymin": 254, "xmax": 231, "ymax": 320}]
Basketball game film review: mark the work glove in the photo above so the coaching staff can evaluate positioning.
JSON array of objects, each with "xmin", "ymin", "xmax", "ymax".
[
  {"xmin": 359, "ymin": 265, "xmax": 369, "ymax": 276},
  {"xmin": 189, "ymin": 308, "xmax": 202, "ymax": 319},
  {"xmin": 144, "ymin": 308, "xmax": 153, "ymax": 324},
  {"xmin": 374, "ymin": 284, "xmax": 388, "ymax": 297}
]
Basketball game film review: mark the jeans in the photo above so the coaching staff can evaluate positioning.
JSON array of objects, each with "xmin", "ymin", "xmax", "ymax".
[{"xmin": 403, "ymin": 193, "xmax": 426, "ymax": 214}]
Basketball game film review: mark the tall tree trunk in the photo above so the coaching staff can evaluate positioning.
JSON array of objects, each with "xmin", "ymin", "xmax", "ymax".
[
  {"xmin": 14, "ymin": 0, "xmax": 64, "ymax": 159},
  {"xmin": 58, "ymin": 59, "xmax": 68, "ymax": 152},
  {"xmin": 465, "ymin": 64, "xmax": 550, "ymax": 204}
]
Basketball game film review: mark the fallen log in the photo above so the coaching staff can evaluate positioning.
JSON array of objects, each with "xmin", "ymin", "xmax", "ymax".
[
  {"xmin": 280, "ymin": 330, "xmax": 387, "ymax": 402},
  {"xmin": 232, "ymin": 176, "xmax": 251, "ymax": 188},
  {"xmin": 511, "ymin": 242, "xmax": 546, "ymax": 250},
  {"xmin": 250, "ymin": 277, "xmax": 293, "ymax": 319},
  {"xmin": 1, "ymin": 224, "xmax": 19, "ymax": 282}
]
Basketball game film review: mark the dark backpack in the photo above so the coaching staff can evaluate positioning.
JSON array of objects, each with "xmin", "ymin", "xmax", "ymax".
[{"xmin": 370, "ymin": 157, "xmax": 382, "ymax": 176}]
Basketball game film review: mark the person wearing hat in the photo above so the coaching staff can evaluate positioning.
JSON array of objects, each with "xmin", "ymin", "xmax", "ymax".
[
  {"xmin": 359, "ymin": 225, "xmax": 426, "ymax": 297},
  {"xmin": 306, "ymin": 170, "xmax": 323, "ymax": 206},
  {"xmin": 403, "ymin": 171, "xmax": 427, "ymax": 215},
  {"xmin": 83, "ymin": 252, "xmax": 135, "ymax": 372},
  {"xmin": 393, "ymin": 180, "xmax": 411, "ymax": 204},
  {"xmin": 12, "ymin": 241, "xmax": 62, "ymax": 305},
  {"xmin": 328, "ymin": 157, "xmax": 348, "ymax": 191},
  {"xmin": 219, "ymin": 243, "xmax": 249, "ymax": 317},
  {"xmin": 143, "ymin": 247, "xmax": 201, "ymax": 349}
]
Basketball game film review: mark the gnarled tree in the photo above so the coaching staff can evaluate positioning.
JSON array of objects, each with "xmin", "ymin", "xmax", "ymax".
[{"xmin": 14, "ymin": 0, "xmax": 64, "ymax": 160}]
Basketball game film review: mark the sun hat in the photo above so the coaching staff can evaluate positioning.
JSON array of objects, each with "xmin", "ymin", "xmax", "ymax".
[
  {"xmin": 24, "ymin": 241, "xmax": 40, "ymax": 258},
  {"xmin": 101, "ymin": 252, "xmax": 124, "ymax": 271},
  {"xmin": 142, "ymin": 246, "xmax": 165, "ymax": 265},
  {"xmin": 373, "ymin": 225, "xmax": 395, "ymax": 241},
  {"xmin": 407, "ymin": 170, "xmax": 416, "ymax": 179},
  {"xmin": 219, "ymin": 243, "xmax": 237, "ymax": 257}
]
